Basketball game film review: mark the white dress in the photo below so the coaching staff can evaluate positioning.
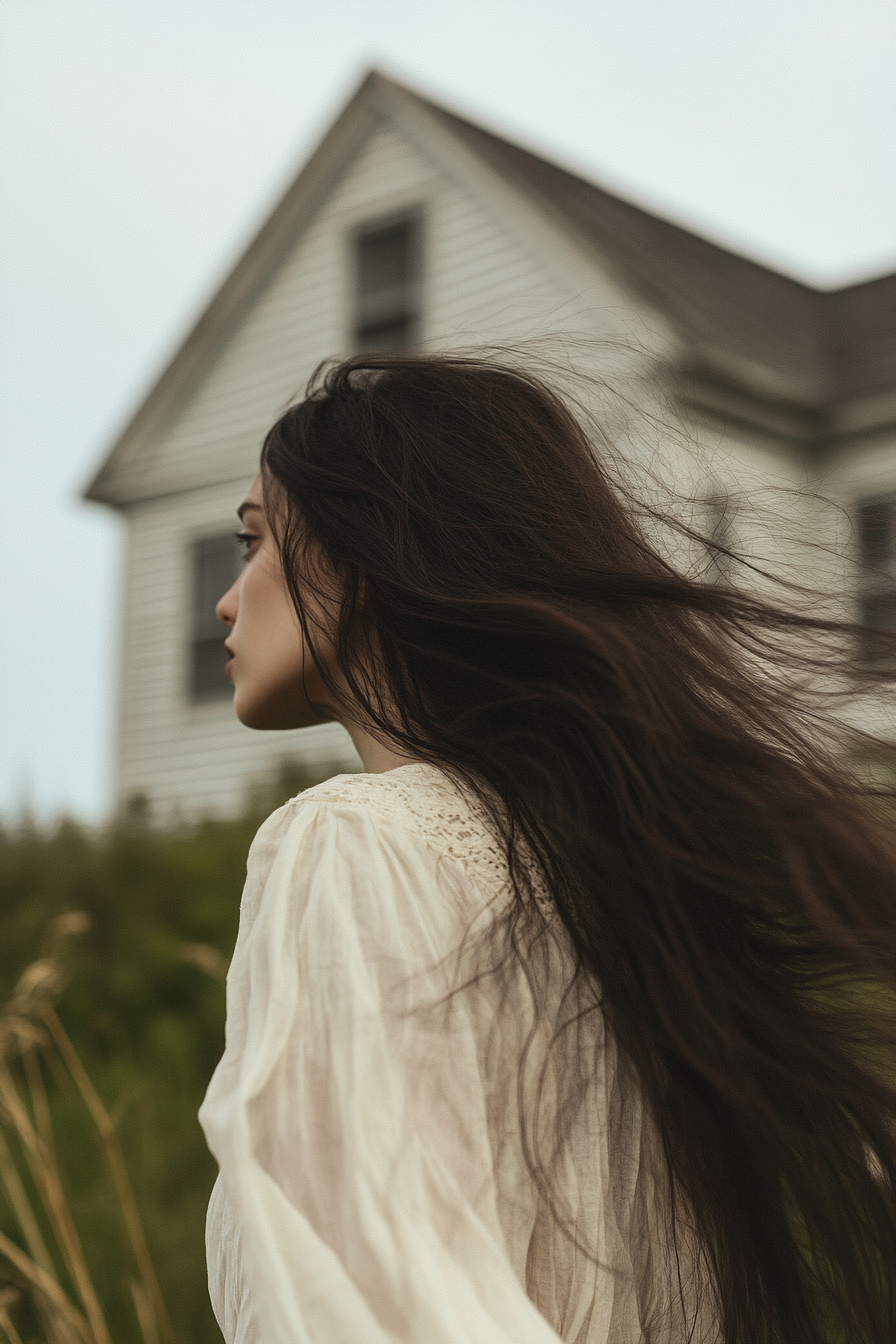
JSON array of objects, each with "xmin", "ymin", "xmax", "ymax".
[{"xmin": 199, "ymin": 764, "xmax": 716, "ymax": 1344}]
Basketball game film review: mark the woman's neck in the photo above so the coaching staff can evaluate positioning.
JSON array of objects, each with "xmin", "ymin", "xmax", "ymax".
[{"xmin": 344, "ymin": 720, "xmax": 420, "ymax": 774}]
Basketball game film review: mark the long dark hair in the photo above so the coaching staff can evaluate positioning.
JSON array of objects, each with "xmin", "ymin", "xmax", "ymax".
[{"xmin": 261, "ymin": 352, "xmax": 896, "ymax": 1344}]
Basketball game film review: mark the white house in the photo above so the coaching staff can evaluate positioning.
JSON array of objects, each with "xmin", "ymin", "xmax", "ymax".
[{"xmin": 86, "ymin": 72, "xmax": 896, "ymax": 823}]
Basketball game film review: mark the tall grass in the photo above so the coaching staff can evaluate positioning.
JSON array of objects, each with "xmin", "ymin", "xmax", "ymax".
[
  {"xmin": 0, "ymin": 763, "xmax": 334, "ymax": 1344},
  {"xmin": 0, "ymin": 912, "xmax": 172, "ymax": 1344}
]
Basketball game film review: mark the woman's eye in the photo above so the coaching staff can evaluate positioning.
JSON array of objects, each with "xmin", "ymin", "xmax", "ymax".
[{"xmin": 235, "ymin": 530, "xmax": 258, "ymax": 559}]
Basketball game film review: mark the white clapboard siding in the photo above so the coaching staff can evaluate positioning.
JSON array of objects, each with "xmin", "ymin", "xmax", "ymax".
[
  {"xmin": 690, "ymin": 418, "xmax": 896, "ymax": 597},
  {"xmin": 127, "ymin": 123, "xmax": 659, "ymax": 505},
  {"xmin": 824, "ymin": 428, "xmax": 896, "ymax": 504}
]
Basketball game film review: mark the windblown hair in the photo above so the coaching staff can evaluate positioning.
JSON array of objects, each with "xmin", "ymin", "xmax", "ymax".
[{"xmin": 261, "ymin": 352, "xmax": 896, "ymax": 1344}]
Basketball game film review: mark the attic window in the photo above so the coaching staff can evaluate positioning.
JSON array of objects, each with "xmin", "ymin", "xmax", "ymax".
[
  {"xmin": 353, "ymin": 216, "xmax": 421, "ymax": 351},
  {"xmin": 856, "ymin": 494, "xmax": 896, "ymax": 675},
  {"xmin": 190, "ymin": 534, "xmax": 241, "ymax": 701}
]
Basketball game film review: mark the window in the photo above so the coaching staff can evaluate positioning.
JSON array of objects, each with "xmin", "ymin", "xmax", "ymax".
[
  {"xmin": 190, "ymin": 534, "xmax": 241, "ymax": 701},
  {"xmin": 704, "ymin": 486, "xmax": 734, "ymax": 583},
  {"xmin": 353, "ymin": 216, "xmax": 421, "ymax": 351},
  {"xmin": 856, "ymin": 494, "xmax": 896, "ymax": 674}
]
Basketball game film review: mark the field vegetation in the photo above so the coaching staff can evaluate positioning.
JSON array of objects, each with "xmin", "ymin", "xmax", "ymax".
[{"xmin": 0, "ymin": 765, "xmax": 330, "ymax": 1344}]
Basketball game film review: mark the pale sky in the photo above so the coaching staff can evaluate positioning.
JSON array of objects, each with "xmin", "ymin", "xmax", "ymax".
[{"xmin": 2, "ymin": 0, "xmax": 895, "ymax": 821}]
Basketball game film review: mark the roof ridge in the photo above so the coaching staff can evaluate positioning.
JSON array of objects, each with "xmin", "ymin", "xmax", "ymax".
[
  {"xmin": 385, "ymin": 74, "xmax": 894, "ymax": 408},
  {"xmin": 85, "ymin": 68, "xmax": 896, "ymax": 506}
]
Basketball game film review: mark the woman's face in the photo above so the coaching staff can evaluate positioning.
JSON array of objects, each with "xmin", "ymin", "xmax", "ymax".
[{"xmin": 215, "ymin": 475, "xmax": 340, "ymax": 730}]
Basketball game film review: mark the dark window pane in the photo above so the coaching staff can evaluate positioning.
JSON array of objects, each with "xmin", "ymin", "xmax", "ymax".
[
  {"xmin": 704, "ymin": 492, "xmax": 733, "ymax": 582},
  {"xmin": 353, "ymin": 216, "xmax": 420, "ymax": 351},
  {"xmin": 190, "ymin": 535, "xmax": 240, "ymax": 701},
  {"xmin": 194, "ymin": 535, "xmax": 240, "ymax": 637},
  {"xmin": 357, "ymin": 221, "xmax": 415, "ymax": 296},
  {"xmin": 858, "ymin": 498, "xmax": 894, "ymax": 568},
  {"xmin": 859, "ymin": 591, "xmax": 896, "ymax": 675},
  {"xmin": 191, "ymin": 635, "xmax": 232, "ymax": 701},
  {"xmin": 355, "ymin": 314, "xmax": 417, "ymax": 352}
]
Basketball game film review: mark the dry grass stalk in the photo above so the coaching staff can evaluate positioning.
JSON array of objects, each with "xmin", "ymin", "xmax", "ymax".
[
  {"xmin": 40, "ymin": 1008, "xmax": 173, "ymax": 1344},
  {"xmin": 129, "ymin": 1281, "xmax": 159, "ymax": 1344},
  {"xmin": 0, "ymin": 1228, "xmax": 88, "ymax": 1342},
  {"xmin": 0, "ymin": 1127, "xmax": 78, "ymax": 1344},
  {"xmin": 0, "ymin": 914, "xmax": 173, "ymax": 1344},
  {"xmin": 0, "ymin": 1054, "xmax": 111, "ymax": 1344},
  {"xmin": 0, "ymin": 1287, "xmax": 25, "ymax": 1344}
]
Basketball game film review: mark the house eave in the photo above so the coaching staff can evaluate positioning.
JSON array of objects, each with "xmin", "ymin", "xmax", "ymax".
[
  {"xmin": 675, "ymin": 365, "xmax": 896, "ymax": 460},
  {"xmin": 84, "ymin": 73, "xmax": 392, "ymax": 508}
]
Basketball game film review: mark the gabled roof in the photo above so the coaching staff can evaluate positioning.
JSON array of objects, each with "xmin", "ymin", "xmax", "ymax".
[
  {"xmin": 420, "ymin": 92, "xmax": 896, "ymax": 409},
  {"xmin": 86, "ymin": 71, "xmax": 896, "ymax": 505}
]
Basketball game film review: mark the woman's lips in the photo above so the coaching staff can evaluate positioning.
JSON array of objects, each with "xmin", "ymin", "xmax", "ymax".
[{"xmin": 224, "ymin": 643, "xmax": 235, "ymax": 680}]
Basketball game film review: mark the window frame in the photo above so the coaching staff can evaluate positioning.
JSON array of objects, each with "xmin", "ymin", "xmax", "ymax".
[
  {"xmin": 854, "ymin": 491, "xmax": 896, "ymax": 676},
  {"xmin": 350, "ymin": 209, "xmax": 424, "ymax": 353},
  {"xmin": 703, "ymin": 484, "xmax": 736, "ymax": 584},
  {"xmin": 186, "ymin": 531, "xmax": 242, "ymax": 705}
]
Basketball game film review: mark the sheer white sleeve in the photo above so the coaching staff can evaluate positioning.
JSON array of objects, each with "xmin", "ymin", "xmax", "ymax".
[{"xmin": 199, "ymin": 788, "xmax": 565, "ymax": 1344}]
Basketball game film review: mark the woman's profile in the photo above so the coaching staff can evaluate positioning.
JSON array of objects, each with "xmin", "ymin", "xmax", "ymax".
[{"xmin": 199, "ymin": 352, "xmax": 896, "ymax": 1344}]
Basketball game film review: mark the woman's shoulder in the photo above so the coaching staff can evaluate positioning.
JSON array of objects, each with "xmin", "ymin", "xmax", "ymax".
[{"xmin": 252, "ymin": 762, "xmax": 512, "ymax": 898}]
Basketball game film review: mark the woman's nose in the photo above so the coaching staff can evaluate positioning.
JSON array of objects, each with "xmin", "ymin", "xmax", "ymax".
[{"xmin": 216, "ymin": 580, "xmax": 238, "ymax": 628}]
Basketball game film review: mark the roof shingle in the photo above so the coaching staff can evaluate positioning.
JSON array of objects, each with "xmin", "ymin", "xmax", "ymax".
[{"xmin": 415, "ymin": 87, "xmax": 895, "ymax": 411}]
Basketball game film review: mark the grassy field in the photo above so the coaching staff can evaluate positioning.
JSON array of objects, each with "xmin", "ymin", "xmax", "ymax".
[{"xmin": 0, "ymin": 765, "xmax": 330, "ymax": 1344}]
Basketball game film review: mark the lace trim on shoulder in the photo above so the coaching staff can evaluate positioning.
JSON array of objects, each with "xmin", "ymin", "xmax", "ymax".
[{"xmin": 290, "ymin": 765, "xmax": 555, "ymax": 920}]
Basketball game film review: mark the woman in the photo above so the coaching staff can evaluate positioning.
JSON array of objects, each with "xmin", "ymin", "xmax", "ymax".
[{"xmin": 199, "ymin": 353, "xmax": 896, "ymax": 1344}]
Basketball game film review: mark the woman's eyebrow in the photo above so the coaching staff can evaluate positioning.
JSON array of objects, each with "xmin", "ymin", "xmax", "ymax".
[{"xmin": 237, "ymin": 501, "xmax": 263, "ymax": 521}]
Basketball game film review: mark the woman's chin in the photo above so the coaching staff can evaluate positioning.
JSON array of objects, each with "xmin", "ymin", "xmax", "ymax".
[{"xmin": 233, "ymin": 687, "xmax": 335, "ymax": 731}]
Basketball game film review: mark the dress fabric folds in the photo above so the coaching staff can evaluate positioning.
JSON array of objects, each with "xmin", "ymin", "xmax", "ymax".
[{"xmin": 200, "ymin": 764, "xmax": 717, "ymax": 1344}]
